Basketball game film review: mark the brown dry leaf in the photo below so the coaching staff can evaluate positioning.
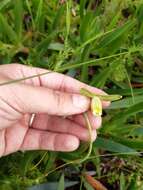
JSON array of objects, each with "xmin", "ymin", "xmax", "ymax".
[
  {"xmin": 83, "ymin": 173, "xmax": 108, "ymax": 190},
  {"xmin": 131, "ymin": 83, "xmax": 143, "ymax": 88}
]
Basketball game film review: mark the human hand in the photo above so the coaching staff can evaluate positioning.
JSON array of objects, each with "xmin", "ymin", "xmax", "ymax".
[{"xmin": 0, "ymin": 64, "xmax": 109, "ymax": 156}]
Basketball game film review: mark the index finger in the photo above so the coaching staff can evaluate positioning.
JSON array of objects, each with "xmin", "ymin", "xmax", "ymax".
[{"xmin": 0, "ymin": 64, "xmax": 110, "ymax": 108}]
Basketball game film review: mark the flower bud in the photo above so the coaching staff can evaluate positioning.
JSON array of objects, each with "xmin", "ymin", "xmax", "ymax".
[{"xmin": 91, "ymin": 96, "xmax": 102, "ymax": 116}]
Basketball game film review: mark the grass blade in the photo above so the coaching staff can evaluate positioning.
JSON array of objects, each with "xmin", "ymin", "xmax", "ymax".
[
  {"xmin": 13, "ymin": 0, "xmax": 23, "ymax": 40},
  {"xmin": 0, "ymin": 0, "xmax": 11, "ymax": 10},
  {"xmin": 80, "ymin": 0, "xmax": 87, "ymax": 18},
  {"xmin": 0, "ymin": 13, "xmax": 18, "ymax": 43},
  {"xmin": 57, "ymin": 174, "xmax": 64, "ymax": 190},
  {"xmin": 94, "ymin": 137, "xmax": 137, "ymax": 153},
  {"xmin": 109, "ymin": 95, "xmax": 143, "ymax": 109},
  {"xmin": 96, "ymin": 20, "xmax": 136, "ymax": 50},
  {"xmin": 35, "ymin": 0, "xmax": 43, "ymax": 31}
]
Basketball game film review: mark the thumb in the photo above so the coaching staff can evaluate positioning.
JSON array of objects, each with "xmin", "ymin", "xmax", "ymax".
[{"xmin": 13, "ymin": 84, "xmax": 90, "ymax": 116}]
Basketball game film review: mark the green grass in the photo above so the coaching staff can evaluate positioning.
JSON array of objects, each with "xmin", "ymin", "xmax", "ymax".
[{"xmin": 0, "ymin": 0, "xmax": 143, "ymax": 189}]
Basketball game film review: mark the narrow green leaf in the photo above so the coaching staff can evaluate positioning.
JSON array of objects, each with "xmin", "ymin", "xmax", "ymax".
[
  {"xmin": 106, "ymin": 88, "xmax": 143, "ymax": 96},
  {"xmin": 137, "ymin": 3, "xmax": 143, "ymax": 25},
  {"xmin": 0, "ymin": 13, "xmax": 18, "ymax": 43},
  {"xmin": 131, "ymin": 127, "xmax": 143, "ymax": 136},
  {"xmin": 80, "ymin": 0, "xmax": 87, "ymax": 18},
  {"xmin": 80, "ymin": 45, "xmax": 90, "ymax": 82},
  {"xmin": 108, "ymin": 124, "xmax": 143, "ymax": 136},
  {"xmin": 96, "ymin": 20, "xmax": 136, "ymax": 49},
  {"xmin": 35, "ymin": 31, "xmax": 58, "ymax": 56},
  {"xmin": 107, "ymin": 11, "xmax": 121, "ymax": 30},
  {"xmin": 111, "ymin": 102, "xmax": 143, "ymax": 125},
  {"xmin": 66, "ymin": 0, "xmax": 71, "ymax": 38},
  {"xmin": 127, "ymin": 177, "xmax": 138, "ymax": 190},
  {"xmin": 51, "ymin": 5, "xmax": 65, "ymax": 31},
  {"xmin": 19, "ymin": 152, "xmax": 40, "ymax": 176},
  {"xmin": 45, "ymin": 152, "xmax": 57, "ymax": 171},
  {"xmin": 35, "ymin": 0, "xmax": 43, "ymax": 31},
  {"xmin": 57, "ymin": 174, "xmax": 64, "ymax": 190},
  {"xmin": 13, "ymin": 0, "xmax": 23, "ymax": 40},
  {"xmin": 109, "ymin": 95, "xmax": 143, "ymax": 109},
  {"xmin": 25, "ymin": 0, "xmax": 35, "ymax": 29},
  {"xmin": 90, "ymin": 67, "xmax": 112, "ymax": 87},
  {"xmin": 0, "ymin": 0, "xmax": 11, "ymax": 10},
  {"xmin": 28, "ymin": 181, "xmax": 78, "ymax": 190},
  {"xmin": 120, "ymin": 173, "xmax": 126, "ymax": 190},
  {"xmin": 48, "ymin": 43, "xmax": 64, "ymax": 51},
  {"xmin": 83, "ymin": 179, "xmax": 94, "ymax": 190},
  {"xmin": 94, "ymin": 137, "xmax": 137, "ymax": 153},
  {"xmin": 80, "ymin": 12, "xmax": 97, "ymax": 43},
  {"xmin": 111, "ymin": 135, "xmax": 143, "ymax": 150},
  {"xmin": 78, "ymin": 29, "xmax": 114, "ymax": 50}
]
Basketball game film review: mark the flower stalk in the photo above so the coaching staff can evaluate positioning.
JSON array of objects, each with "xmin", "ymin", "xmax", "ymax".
[{"xmin": 80, "ymin": 88, "xmax": 122, "ymax": 116}]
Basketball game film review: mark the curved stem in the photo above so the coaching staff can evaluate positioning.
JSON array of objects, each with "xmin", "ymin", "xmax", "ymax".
[
  {"xmin": 29, "ymin": 152, "xmax": 48, "ymax": 171},
  {"xmin": 36, "ymin": 112, "xmax": 93, "ymax": 180}
]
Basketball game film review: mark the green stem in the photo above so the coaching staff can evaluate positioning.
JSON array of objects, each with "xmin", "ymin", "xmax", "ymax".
[
  {"xmin": 80, "ymin": 88, "xmax": 122, "ymax": 101},
  {"xmin": 0, "ymin": 71, "xmax": 53, "ymax": 86},
  {"xmin": 36, "ymin": 112, "xmax": 93, "ymax": 179}
]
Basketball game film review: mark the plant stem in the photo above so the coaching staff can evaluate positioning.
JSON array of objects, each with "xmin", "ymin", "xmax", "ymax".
[
  {"xmin": 36, "ymin": 112, "xmax": 93, "ymax": 179},
  {"xmin": 0, "ymin": 71, "xmax": 53, "ymax": 86},
  {"xmin": 80, "ymin": 88, "xmax": 122, "ymax": 101}
]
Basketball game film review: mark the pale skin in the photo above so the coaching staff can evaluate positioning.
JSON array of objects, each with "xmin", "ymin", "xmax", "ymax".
[{"xmin": 0, "ymin": 64, "xmax": 110, "ymax": 157}]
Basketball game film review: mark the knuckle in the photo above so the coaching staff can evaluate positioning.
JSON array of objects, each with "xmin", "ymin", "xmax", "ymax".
[
  {"xmin": 53, "ymin": 91, "xmax": 63, "ymax": 110},
  {"xmin": 51, "ymin": 90, "xmax": 73, "ymax": 115},
  {"xmin": 53, "ymin": 134, "xmax": 59, "ymax": 151}
]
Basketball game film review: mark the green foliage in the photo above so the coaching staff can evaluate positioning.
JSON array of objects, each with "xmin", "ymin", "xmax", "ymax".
[
  {"xmin": 57, "ymin": 174, "xmax": 64, "ymax": 190},
  {"xmin": 0, "ymin": 0, "xmax": 143, "ymax": 189}
]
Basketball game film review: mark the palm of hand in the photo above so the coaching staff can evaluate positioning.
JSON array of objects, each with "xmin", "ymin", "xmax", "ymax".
[{"xmin": 0, "ymin": 64, "xmax": 104, "ymax": 157}]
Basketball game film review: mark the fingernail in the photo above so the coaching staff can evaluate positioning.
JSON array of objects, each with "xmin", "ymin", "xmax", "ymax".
[
  {"xmin": 102, "ymin": 100, "xmax": 111, "ymax": 108},
  {"xmin": 65, "ymin": 136, "xmax": 79, "ymax": 151},
  {"xmin": 91, "ymin": 130, "xmax": 97, "ymax": 141},
  {"xmin": 72, "ymin": 95, "xmax": 89, "ymax": 109},
  {"xmin": 95, "ymin": 116, "xmax": 102, "ymax": 129}
]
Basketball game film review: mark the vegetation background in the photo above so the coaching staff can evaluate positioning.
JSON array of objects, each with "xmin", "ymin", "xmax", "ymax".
[{"xmin": 0, "ymin": 0, "xmax": 143, "ymax": 189}]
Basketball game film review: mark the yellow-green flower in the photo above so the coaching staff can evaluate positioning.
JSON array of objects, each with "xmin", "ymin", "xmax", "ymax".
[{"xmin": 91, "ymin": 96, "xmax": 102, "ymax": 116}]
